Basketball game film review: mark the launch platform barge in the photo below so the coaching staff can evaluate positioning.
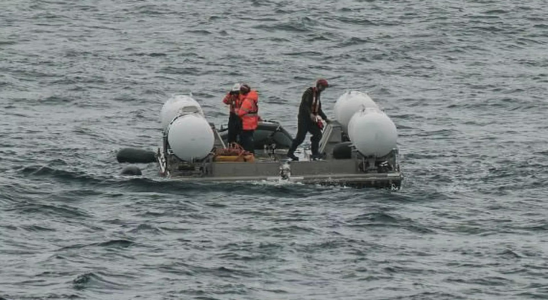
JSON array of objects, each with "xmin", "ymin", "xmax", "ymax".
[{"xmin": 157, "ymin": 121, "xmax": 403, "ymax": 189}]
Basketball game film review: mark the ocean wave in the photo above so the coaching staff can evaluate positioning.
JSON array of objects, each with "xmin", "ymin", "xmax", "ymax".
[{"xmin": 2, "ymin": 0, "xmax": 548, "ymax": 298}]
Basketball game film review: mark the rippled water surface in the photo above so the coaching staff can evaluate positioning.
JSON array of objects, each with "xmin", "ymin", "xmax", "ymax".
[{"xmin": 1, "ymin": 0, "xmax": 548, "ymax": 299}]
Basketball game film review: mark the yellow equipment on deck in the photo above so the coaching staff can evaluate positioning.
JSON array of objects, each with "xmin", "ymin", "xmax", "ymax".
[{"xmin": 213, "ymin": 143, "xmax": 255, "ymax": 163}]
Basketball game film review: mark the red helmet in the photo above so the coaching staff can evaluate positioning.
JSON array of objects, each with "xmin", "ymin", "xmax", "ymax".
[
  {"xmin": 240, "ymin": 84, "xmax": 251, "ymax": 94},
  {"xmin": 316, "ymin": 79, "xmax": 329, "ymax": 88}
]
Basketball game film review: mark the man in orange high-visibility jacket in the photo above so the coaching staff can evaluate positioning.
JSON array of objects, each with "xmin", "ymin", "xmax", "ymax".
[
  {"xmin": 222, "ymin": 83, "xmax": 244, "ymax": 144},
  {"xmin": 236, "ymin": 84, "xmax": 259, "ymax": 154}
]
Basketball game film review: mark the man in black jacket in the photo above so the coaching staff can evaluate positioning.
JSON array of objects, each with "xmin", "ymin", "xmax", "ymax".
[{"xmin": 287, "ymin": 79, "xmax": 331, "ymax": 161}]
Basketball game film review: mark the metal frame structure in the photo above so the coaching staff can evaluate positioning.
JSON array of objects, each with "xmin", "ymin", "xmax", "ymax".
[{"xmin": 157, "ymin": 121, "xmax": 403, "ymax": 189}]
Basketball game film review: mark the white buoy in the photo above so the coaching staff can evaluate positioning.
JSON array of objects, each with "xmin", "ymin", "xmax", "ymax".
[
  {"xmin": 334, "ymin": 91, "xmax": 379, "ymax": 133},
  {"xmin": 348, "ymin": 108, "xmax": 397, "ymax": 157},
  {"xmin": 167, "ymin": 114, "xmax": 214, "ymax": 161},
  {"xmin": 160, "ymin": 95, "xmax": 204, "ymax": 131}
]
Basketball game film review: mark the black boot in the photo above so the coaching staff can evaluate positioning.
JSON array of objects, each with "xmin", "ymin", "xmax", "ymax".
[
  {"xmin": 287, "ymin": 141, "xmax": 299, "ymax": 161},
  {"xmin": 310, "ymin": 153, "xmax": 324, "ymax": 161},
  {"xmin": 287, "ymin": 152, "xmax": 299, "ymax": 161}
]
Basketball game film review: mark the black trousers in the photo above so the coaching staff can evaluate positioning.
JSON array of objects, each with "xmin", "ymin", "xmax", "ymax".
[
  {"xmin": 240, "ymin": 130, "xmax": 255, "ymax": 154},
  {"xmin": 227, "ymin": 112, "xmax": 242, "ymax": 144},
  {"xmin": 288, "ymin": 118, "xmax": 322, "ymax": 156}
]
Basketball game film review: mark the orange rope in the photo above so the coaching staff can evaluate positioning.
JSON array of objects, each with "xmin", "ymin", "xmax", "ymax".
[{"xmin": 215, "ymin": 143, "xmax": 253, "ymax": 159}]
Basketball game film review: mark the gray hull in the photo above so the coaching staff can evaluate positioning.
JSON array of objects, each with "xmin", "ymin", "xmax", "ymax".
[{"xmin": 157, "ymin": 121, "xmax": 403, "ymax": 189}]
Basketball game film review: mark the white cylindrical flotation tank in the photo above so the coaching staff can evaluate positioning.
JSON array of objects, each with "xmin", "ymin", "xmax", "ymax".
[
  {"xmin": 160, "ymin": 95, "xmax": 204, "ymax": 131},
  {"xmin": 333, "ymin": 91, "xmax": 379, "ymax": 133},
  {"xmin": 167, "ymin": 114, "xmax": 214, "ymax": 162},
  {"xmin": 348, "ymin": 107, "xmax": 397, "ymax": 157}
]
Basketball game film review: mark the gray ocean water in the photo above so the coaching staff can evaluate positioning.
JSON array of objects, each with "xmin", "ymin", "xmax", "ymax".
[{"xmin": 1, "ymin": 0, "xmax": 548, "ymax": 299}]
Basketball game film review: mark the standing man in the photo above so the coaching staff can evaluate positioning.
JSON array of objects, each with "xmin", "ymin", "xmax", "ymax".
[
  {"xmin": 287, "ymin": 79, "xmax": 331, "ymax": 161},
  {"xmin": 236, "ymin": 84, "xmax": 259, "ymax": 154},
  {"xmin": 222, "ymin": 83, "xmax": 243, "ymax": 145}
]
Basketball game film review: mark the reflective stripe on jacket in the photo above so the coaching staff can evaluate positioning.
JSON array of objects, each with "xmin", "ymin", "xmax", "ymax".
[
  {"xmin": 237, "ymin": 90, "xmax": 259, "ymax": 130},
  {"xmin": 298, "ymin": 87, "xmax": 328, "ymax": 121}
]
